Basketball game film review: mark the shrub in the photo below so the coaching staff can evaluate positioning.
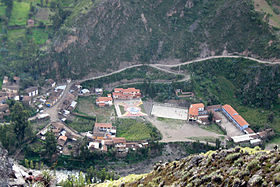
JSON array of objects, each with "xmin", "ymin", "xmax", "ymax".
[
  {"xmin": 246, "ymin": 159, "xmax": 260, "ymax": 171},
  {"xmin": 225, "ymin": 153, "xmax": 240, "ymax": 162}
]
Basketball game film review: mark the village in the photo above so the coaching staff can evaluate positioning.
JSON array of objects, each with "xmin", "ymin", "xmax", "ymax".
[{"xmin": 0, "ymin": 74, "xmax": 275, "ymax": 158}]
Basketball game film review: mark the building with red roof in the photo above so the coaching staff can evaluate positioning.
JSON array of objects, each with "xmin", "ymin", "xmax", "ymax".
[
  {"xmin": 112, "ymin": 88, "xmax": 141, "ymax": 100},
  {"xmin": 93, "ymin": 123, "xmax": 116, "ymax": 138},
  {"xmin": 188, "ymin": 103, "xmax": 205, "ymax": 121},
  {"xmin": 222, "ymin": 104, "xmax": 249, "ymax": 131},
  {"xmin": 96, "ymin": 95, "xmax": 113, "ymax": 107}
]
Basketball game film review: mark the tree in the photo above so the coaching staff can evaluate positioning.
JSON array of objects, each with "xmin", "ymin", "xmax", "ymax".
[
  {"xmin": 11, "ymin": 102, "xmax": 30, "ymax": 144},
  {"xmin": 215, "ymin": 138, "xmax": 221, "ymax": 149},
  {"xmin": 45, "ymin": 131, "xmax": 57, "ymax": 160},
  {"xmin": 208, "ymin": 111, "xmax": 214, "ymax": 122},
  {"xmin": 267, "ymin": 113, "xmax": 274, "ymax": 123},
  {"xmin": 30, "ymin": 160, "xmax": 34, "ymax": 169}
]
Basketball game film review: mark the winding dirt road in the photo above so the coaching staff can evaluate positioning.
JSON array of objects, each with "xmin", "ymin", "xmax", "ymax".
[{"xmin": 36, "ymin": 55, "xmax": 279, "ymax": 140}]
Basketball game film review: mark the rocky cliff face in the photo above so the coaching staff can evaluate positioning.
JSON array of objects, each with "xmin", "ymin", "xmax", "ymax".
[
  {"xmin": 38, "ymin": 0, "xmax": 280, "ymax": 79},
  {"xmin": 0, "ymin": 145, "xmax": 13, "ymax": 186},
  {"xmin": 93, "ymin": 147, "xmax": 280, "ymax": 186}
]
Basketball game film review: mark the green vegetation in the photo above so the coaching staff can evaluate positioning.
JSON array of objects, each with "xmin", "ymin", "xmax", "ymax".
[
  {"xmin": 74, "ymin": 96, "xmax": 114, "ymax": 123},
  {"xmin": 175, "ymin": 58, "xmax": 280, "ymax": 133},
  {"xmin": 37, "ymin": 0, "xmax": 280, "ymax": 79},
  {"xmin": 254, "ymin": 0, "xmax": 280, "ymax": 28},
  {"xmin": 0, "ymin": 102, "xmax": 33, "ymax": 153},
  {"xmin": 66, "ymin": 116, "xmax": 95, "ymax": 132},
  {"xmin": 119, "ymin": 105, "xmax": 125, "ymax": 115},
  {"xmin": 115, "ymin": 119, "xmax": 162, "ymax": 141},
  {"xmin": 267, "ymin": 136, "xmax": 280, "ymax": 146},
  {"xmin": 8, "ymin": 1, "xmax": 30, "ymax": 26},
  {"xmin": 81, "ymin": 65, "xmax": 183, "ymax": 88},
  {"xmin": 29, "ymin": 28, "xmax": 50, "ymax": 45},
  {"xmin": 200, "ymin": 123, "xmax": 226, "ymax": 135}
]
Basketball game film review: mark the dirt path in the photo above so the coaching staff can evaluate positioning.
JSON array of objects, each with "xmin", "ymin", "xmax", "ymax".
[
  {"xmin": 152, "ymin": 55, "xmax": 280, "ymax": 67},
  {"xmin": 33, "ymin": 55, "xmax": 278, "ymax": 144}
]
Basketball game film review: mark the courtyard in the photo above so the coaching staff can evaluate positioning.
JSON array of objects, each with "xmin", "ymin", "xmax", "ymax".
[
  {"xmin": 114, "ymin": 99, "xmax": 147, "ymax": 117},
  {"xmin": 151, "ymin": 104, "xmax": 188, "ymax": 120}
]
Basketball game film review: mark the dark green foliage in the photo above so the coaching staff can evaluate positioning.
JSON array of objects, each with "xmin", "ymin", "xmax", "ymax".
[
  {"xmin": 38, "ymin": 0, "xmax": 280, "ymax": 79},
  {"xmin": 45, "ymin": 131, "xmax": 57, "ymax": 160},
  {"xmin": 81, "ymin": 65, "xmax": 182, "ymax": 88},
  {"xmin": 183, "ymin": 58, "xmax": 280, "ymax": 109},
  {"xmin": 11, "ymin": 102, "xmax": 30, "ymax": 143}
]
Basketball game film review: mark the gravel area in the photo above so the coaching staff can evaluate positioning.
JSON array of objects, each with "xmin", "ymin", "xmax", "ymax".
[
  {"xmin": 216, "ymin": 112, "xmax": 244, "ymax": 137},
  {"xmin": 151, "ymin": 104, "xmax": 188, "ymax": 120}
]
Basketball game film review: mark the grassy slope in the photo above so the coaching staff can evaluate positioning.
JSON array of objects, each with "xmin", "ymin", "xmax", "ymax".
[
  {"xmin": 81, "ymin": 65, "xmax": 183, "ymax": 88},
  {"xmin": 9, "ymin": 1, "xmax": 30, "ymax": 26},
  {"xmin": 254, "ymin": 0, "xmax": 280, "ymax": 28},
  {"xmin": 39, "ymin": 0, "xmax": 280, "ymax": 79},
  {"xmin": 74, "ymin": 96, "xmax": 114, "ymax": 123},
  {"xmin": 30, "ymin": 28, "xmax": 50, "ymax": 45},
  {"xmin": 115, "ymin": 119, "xmax": 162, "ymax": 141},
  {"xmin": 0, "ymin": 5, "xmax": 5, "ymax": 17},
  {"xmin": 183, "ymin": 58, "xmax": 280, "ymax": 133}
]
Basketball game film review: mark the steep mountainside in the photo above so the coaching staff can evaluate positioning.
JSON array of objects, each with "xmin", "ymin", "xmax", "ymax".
[
  {"xmin": 38, "ymin": 0, "xmax": 280, "ymax": 79},
  {"xmin": 0, "ymin": 145, "xmax": 13, "ymax": 186},
  {"xmin": 93, "ymin": 147, "xmax": 280, "ymax": 186}
]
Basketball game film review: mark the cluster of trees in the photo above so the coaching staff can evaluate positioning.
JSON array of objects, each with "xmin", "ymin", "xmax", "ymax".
[
  {"xmin": 186, "ymin": 58, "xmax": 280, "ymax": 109},
  {"xmin": 1, "ymin": 0, "xmax": 13, "ymax": 19},
  {"xmin": 50, "ymin": 1, "xmax": 72, "ymax": 30},
  {"xmin": 81, "ymin": 65, "xmax": 180, "ymax": 89},
  {"xmin": 0, "ymin": 102, "xmax": 33, "ymax": 153}
]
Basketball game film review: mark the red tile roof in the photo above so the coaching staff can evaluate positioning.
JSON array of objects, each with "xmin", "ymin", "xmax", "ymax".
[
  {"xmin": 222, "ymin": 104, "xmax": 238, "ymax": 116},
  {"xmin": 95, "ymin": 123, "xmax": 113, "ymax": 128},
  {"xmin": 222, "ymin": 105, "xmax": 249, "ymax": 127},
  {"xmin": 244, "ymin": 128, "xmax": 254, "ymax": 134},
  {"xmin": 96, "ymin": 97, "xmax": 112, "ymax": 102},
  {"xmin": 112, "ymin": 137, "xmax": 126, "ymax": 144},
  {"xmin": 58, "ymin": 136, "xmax": 67, "ymax": 142},
  {"xmin": 189, "ymin": 103, "xmax": 204, "ymax": 116},
  {"xmin": 114, "ymin": 88, "xmax": 140, "ymax": 93}
]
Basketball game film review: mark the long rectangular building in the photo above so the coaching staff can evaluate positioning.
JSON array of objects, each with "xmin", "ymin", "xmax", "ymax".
[{"xmin": 222, "ymin": 104, "xmax": 249, "ymax": 131}]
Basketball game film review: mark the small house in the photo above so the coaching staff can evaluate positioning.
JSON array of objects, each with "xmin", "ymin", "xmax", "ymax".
[
  {"xmin": 24, "ymin": 87, "xmax": 39, "ymax": 97},
  {"xmin": 96, "ymin": 95, "xmax": 113, "ymax": 107},
  {"xmin": 58, "ymin": 136, "xmax": 67, "ymax": 147},
  {"xmin": 112, "ymin": 88, "xmax": 141, "ymax": 100}
]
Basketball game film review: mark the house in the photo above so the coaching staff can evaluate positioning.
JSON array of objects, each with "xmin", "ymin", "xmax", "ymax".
[
  {"xmin": 46, "ymin": 89, "xmax": 63, "ymax": 107},
  {"xmin": 206, "ymin": 105, "xmax": 222, "ymax": 112},
  {"xmin": 45, "ymin": 79, "xmax": 56, "ymax": 88},
  {"xmin": 13, "ymin": 76, "xmax": 20, "ymax": 84},
  {"xmin": 0, "ymin": 104, "xmax": 10, "ymax": 119},
  {"xmin": 68, "ymin": 101, "xmax": 77, "ymax": 111},
  {"xmin": 175, "ymin": 89, "xmax": 194, "ymax": 98},
  {"xmin": 96, "ymin": 95, "xmax": 113, "ymax": 107},
  {"xmin": 58, "ymin": 136, "xmax": 67, "ymax": 147},
  {"xmin": 2, "ymin": 84, "xmax": 20, "ymax": 94},
  {"xmin": 112, "ymin": 137, "xmax": 126, "ymax": 144},
  {"xmin": 112, "ymin": 88, "xmax": 141, "ymax": 100},
  {"xmin": 2, "ymin": 76, "xmax": 20, "ymax": 94},
  {"xmin": 222, "ymin": 104, "xmax": 249, "ymax": 131},
  {"xmin": 93, "ymin": 123, "xmax": 116, "ymax": 138},
  {"xmin": 2, "ymin": 76, "xmax": 8, "ymax": 85},
  {"xmin": 80, "ymin": 89, "xmax": 90, "ymax": 94},
  {"xmin": 21, "ymin": 96, "xmax": 31, "ymax": 105},
  {"xmin": 95, "ymin": 88, "xmax": 103, "ymax": 95},
  {"xmin": 244, "ymin": 128, "xmax": 255, "ymax": 134},
  {"xmin": 188, "ymin": 103, "xmax": 206, "ymax": 121},
  {"xmin": 27, "ymin": 19, "xmax": 34, "ymax": 26},
  {"xmin": 24, "ymin": 87, "xmax": 39, "ymax": 97}
]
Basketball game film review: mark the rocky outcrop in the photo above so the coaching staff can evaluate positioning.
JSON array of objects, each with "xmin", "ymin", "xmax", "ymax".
[
  {"xmin": 0, "ymin": 145, "xmax": 14, "ymax": 186},
  {"xmin": 93, "ymin": 147, "xmax": 280, "ymax": 186}
]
